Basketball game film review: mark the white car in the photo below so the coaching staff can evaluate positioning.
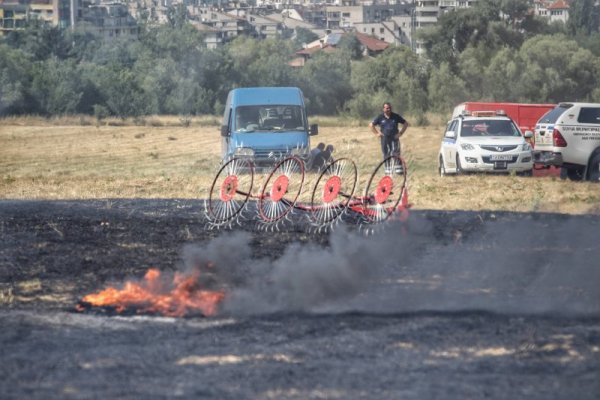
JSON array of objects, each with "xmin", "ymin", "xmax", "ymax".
[{"xmin": 438, "ymin": 111, "xmax": 534, "ymax": 176}]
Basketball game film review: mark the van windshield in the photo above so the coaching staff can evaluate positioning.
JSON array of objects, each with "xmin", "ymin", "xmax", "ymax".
[{"xmin": 234, "ymin": 105, "xmax": 306, "ymax": 132}]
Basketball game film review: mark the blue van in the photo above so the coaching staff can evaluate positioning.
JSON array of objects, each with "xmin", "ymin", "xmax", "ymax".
[{"xmin": 220, "ymin": 87, "xmax": 318, "ymax": 169}]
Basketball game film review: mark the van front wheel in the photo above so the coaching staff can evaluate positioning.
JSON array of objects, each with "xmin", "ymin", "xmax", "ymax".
[{"xmin": 588, "ymin": 153, "xmax": 600, "ymax": 182}]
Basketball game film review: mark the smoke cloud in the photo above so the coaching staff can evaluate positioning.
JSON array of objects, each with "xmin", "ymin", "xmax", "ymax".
[{"xmin": 180, "ymin": 213, "xmax": 600, "ymax": 316}]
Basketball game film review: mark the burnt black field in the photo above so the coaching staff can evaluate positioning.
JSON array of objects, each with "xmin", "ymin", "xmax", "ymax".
[{"xmin": 1, "ymin": 199, "xmax": 600, "ymax": 399}]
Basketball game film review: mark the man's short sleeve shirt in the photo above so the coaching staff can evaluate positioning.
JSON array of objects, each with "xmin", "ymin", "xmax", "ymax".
[{"xmin": 372, "ymin": 112, "xmax": 406, "ymax": 137}]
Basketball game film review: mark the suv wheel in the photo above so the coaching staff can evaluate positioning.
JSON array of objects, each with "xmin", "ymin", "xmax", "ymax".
[
  {"xmin": 589, "ymin": 153, "xmax": 600, "ymax": 182},
  {"xmin": 456, "ymin": 154, "xmax": 464, "ymax": 175},
  {"xmin": 439, "ymin": 156, "xmax": 447, "ymax": 176}
]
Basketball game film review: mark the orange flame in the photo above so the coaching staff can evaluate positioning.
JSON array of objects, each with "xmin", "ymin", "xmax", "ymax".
[{"xmin": 77, "ymin": 268, "xmax": 225, "ymax": 317}]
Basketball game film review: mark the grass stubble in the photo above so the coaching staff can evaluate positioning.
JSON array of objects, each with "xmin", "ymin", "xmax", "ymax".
[{"xmin": 1, "ymin": 114, "xmax": 599, "ymax": 214}]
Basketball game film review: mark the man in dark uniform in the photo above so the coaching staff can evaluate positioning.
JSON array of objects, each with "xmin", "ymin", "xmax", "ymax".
[{"xmin": 369, "ymin": 102, "xmax": 409, "ymax": 174}]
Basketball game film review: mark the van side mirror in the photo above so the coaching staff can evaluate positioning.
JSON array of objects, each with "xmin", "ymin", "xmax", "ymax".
[
  {"xmin": 310, "ymin": 124, "xmax": 319, "ymax": 136},
  {"xmin": 445, "ymin": 130, "xmax": 455, "ymax": 139},
  {"xmin": 523, "ymin": 130, "xmax": 533, "ymax": 139},
  {"xmin": 220, "ymin": 125, "xmax": 229, "ymax": 137}
]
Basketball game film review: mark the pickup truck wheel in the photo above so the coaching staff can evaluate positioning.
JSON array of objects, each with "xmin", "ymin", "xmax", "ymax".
[
  {"xmin": 588, "ymin": 153, "xmax": 600, "ymax": 182},
  {"xmin": 564, "ymin": 167, "xmax": 584, "ymax": 181}
]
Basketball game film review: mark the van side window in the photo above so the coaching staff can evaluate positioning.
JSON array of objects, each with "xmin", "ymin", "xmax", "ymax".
[{"xmin": 578, "ymin": 107, "xmax": 600, "ymax": 124}]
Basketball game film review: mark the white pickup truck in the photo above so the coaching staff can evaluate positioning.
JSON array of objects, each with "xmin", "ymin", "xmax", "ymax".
[{"xmin": 532, "ymin": 102, "xmax": 600, "ymax": 182}]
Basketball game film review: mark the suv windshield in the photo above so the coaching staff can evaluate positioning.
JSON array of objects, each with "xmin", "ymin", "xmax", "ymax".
[
  {"xmin": 460, "ymin": 119, "xmax": 521, "ymax": 137},
  {"xmin": 234, "ymin": 105, "xmax": 305, "ymax": 132}
]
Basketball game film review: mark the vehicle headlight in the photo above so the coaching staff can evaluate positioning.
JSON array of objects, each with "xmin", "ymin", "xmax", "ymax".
[
  {"xmin": 522, "ymin": 143, "xmax": 532, "ymax": 151},
  {"xmin": 234, "ymin": 147, "xmax": 255, "ymax": 157},
  {"xmin": 460, "ymin": 143, "xmax": 475, "ymax": 151}
]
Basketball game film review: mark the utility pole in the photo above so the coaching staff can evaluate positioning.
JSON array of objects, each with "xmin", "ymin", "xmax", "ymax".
[
  {"xmin": 70, "ymin": 0, "xmax": 76, "ymax": 30},
  {"xmin": 410, "ymin": 0, "xmax": 416, "ymax": 52}
]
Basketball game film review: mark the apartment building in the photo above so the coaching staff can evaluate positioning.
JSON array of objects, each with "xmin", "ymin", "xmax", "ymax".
[
  {"xmin": 82, "ymin": 2, "xmax": 139, "ymax": 40},
  {"xmin": 0, "ymin": 0, "xmax": 139, "ymax": 39},
  {"xmin": 354, "ymin": 14, "xmax": 412, "ymax": 45},
  {"xmin": 325, "ymin": 2, "xmax": 411, "ymax": 29},
  {"xmin": 0, "ymin": 0, "xmax": 75, "ymax": 34},
  {"xmin": 414, "ymin": 0, "xmax": 478, "ymax": 29}
]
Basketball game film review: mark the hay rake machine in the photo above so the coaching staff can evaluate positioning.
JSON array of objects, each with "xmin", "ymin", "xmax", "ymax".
[{"xmin": 205, "ymin": 155, "xmax": 410, "ymax": 230}]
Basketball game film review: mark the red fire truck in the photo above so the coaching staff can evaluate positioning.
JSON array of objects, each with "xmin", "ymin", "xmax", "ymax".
[{"xmin": 452, "ymin": 102, "xmax": 558, "ymax": 176}]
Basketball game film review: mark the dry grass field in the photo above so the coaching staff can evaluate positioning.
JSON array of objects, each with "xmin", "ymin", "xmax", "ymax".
[{"xmin": 1, "ymin": 114, "xmax": 599, "ymax": 214}]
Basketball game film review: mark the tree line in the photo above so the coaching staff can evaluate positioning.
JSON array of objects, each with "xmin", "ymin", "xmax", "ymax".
[{"xmin": 1, "ymin": 0, "xmax": 599, "ymax": 122}]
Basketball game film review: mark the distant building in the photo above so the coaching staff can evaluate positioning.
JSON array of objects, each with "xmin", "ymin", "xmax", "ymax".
[
  {"xmin": 325, "ymin": 2, "xmax": 412, "ymax": 30},
  {"xmin": 533, "ymin": 0, "xmax": 570, "ymax": 24},
  {"xmin": 194, "ymin": 8, "xmax": 255, "ymax": 42},
  {"xmin": 0, "ymin": 0, "xmax": 138, "ymax": 39},
  {"xmin": 290, "ymin": 30, "xmax": 389, "ymax": 66},
  {"xmin": 414, "ymin": 0, "xmax": 479, "ymax": 30},
  {"xmin": 0, "ymin": 2, "xmax": 29, "ymax": 35},
  {"xmin": 0, "ymin": 0, "xmax": 72, "ymax": 34},
  {"xmin": 354, "ymin": 14, "xmax": 412, "ymax": 45}
]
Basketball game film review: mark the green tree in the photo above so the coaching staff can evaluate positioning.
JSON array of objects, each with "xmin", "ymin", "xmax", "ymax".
[
  {"xmin": 518, "ymin": 35, "xmax": 600, "ymax": 102},
  {"xmin": 427, "ymin": 62, "xmax": 468, "ymax": 113},
  {"xmin": 349, "ymin": 46, "xmax": 428, "ymax": 116},
  {"xmin": 482, "ymin": 47, "xmax": 524, "ymax": 101},
  {"xmin": 293, "ymin": 27, "xmax": 319, "ymax": 49},
  {"xmin": 92, "ymin": 64, "xmax": 149, "ymax": 117},
  {"xmin": 296, "ymin": 52, "xmax": 352, "ymax": 115},
  {"xmin": 456, "ymin": 45, "xmax": 487, "ymax": 99},
  {"xmin": 499, "ymin": 0, "xmax": 530, "ymax": 28},
  {"xmin": 30, "ymin": 58, "xmax": 85, "ymax": 115},
  {"xmin": 567, "ymin": 0, "xmax": 600, "ymax": 35},
  {"xmin": 337, "ymin": 33, "xmax": 363, "ymax": 60},
  {"xmin": 4, "ymin": 23, "xmax": 71, "ymax": 60},
  {"xmin": 166, "ymin": 4, "xmax": 189, "ymax": 30},
  {"xmin": 418, "ymin": 5, "xmax": 500, "ymax": 70},
  {"xmin": 0, "ymin": 45, "xmax": 32, "ymax": 115},
  {"xmin": 226, "ymin": 36, "xmax": 296, "ymax": 87}
]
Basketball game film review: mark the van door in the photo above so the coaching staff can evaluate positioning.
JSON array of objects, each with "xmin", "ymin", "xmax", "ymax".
[{"xmin": 221, "ymin": 106, "xmax": 232, "ymax": 161}]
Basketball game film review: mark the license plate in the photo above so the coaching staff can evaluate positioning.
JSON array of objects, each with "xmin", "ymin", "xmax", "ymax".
[
  {"xmin": 494, "ymin": 161, "xmax": 507, "ymax": 169},
  {"xmin": 490, "ymin": 154, "xmax": 512, "ymax": 161}
]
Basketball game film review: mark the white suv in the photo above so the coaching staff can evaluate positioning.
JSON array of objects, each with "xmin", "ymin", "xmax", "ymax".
[
  {"xmin": 533, "ymin": 102, "xmax": 600, "ymax": 182},
  {"xmin": 438, "ymin": 110, "xmax": 533, "ymax": 176}
]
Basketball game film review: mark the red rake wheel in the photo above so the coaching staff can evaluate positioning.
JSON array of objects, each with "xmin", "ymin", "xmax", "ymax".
[
  {"xmin": 206, "ymin": 158, "xmax": 254, "ymax": 225},
  {"xmin": 258, "ymin": 156, "xmax": 305, "ymax": 223},
  {"xmin": 360, "ymin": 155, "xmax": 407, "ymax": 224},
  {"xmin": 309, "ymin": 158, "xmax": 358, "ymax": 226}
]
